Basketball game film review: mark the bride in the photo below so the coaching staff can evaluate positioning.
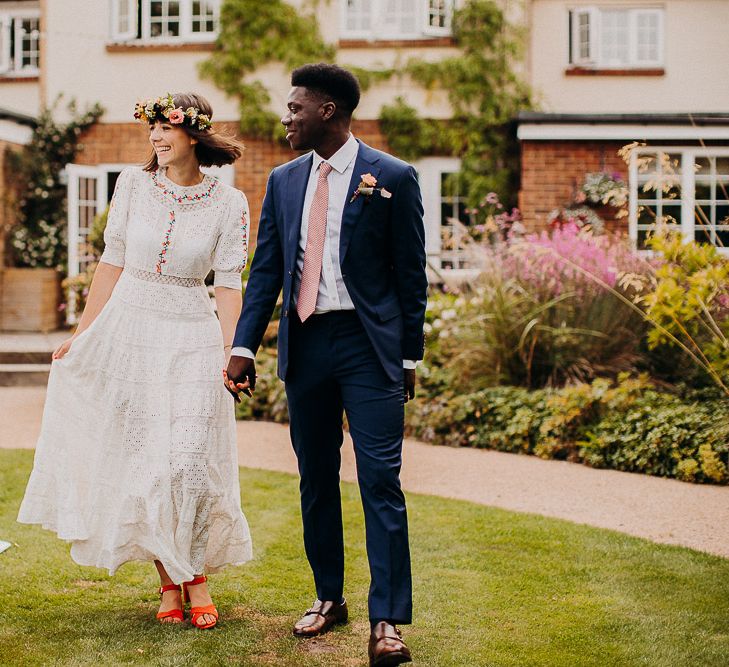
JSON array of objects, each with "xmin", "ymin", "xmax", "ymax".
[{"xmin": 18, "ymin": 92, "xmax": 252, "ymax": 629}]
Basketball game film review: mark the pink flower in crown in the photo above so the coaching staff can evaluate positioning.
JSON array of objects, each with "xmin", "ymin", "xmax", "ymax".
[{"xmin": 168, "ymin": 108, "xmax": 185, "ymax": 124}]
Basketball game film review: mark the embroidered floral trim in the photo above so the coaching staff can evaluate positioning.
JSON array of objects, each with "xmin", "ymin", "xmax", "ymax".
[
  {"xmin": 156, "ymin": 210, "xmax": 176, "ymax": 273},
  {"xmin": 151, "ymin": 169, "xmax": 219, "ymax": 204}
]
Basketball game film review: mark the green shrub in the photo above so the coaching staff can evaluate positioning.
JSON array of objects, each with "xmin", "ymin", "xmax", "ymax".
[{"xmin": 405, "ymin": 375, "xmax": 729, "ymax": 485}]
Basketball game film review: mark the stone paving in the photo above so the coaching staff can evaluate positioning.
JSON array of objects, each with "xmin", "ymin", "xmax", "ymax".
[{"xmin": 2, "ymin": 384, "xmax": 728, "ymax": 559}]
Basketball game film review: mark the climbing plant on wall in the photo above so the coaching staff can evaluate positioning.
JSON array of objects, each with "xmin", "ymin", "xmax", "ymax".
[
  {"xmin": 5, "ymin": 98, "xmax": 103, "ymax": 269},
  {"xmin": 201, "ymin": 0, "xmax": 530, "ymax": 205},
  {"xmin": 199, "ymin": 0, "xmax": 335, "ymax": 140}
]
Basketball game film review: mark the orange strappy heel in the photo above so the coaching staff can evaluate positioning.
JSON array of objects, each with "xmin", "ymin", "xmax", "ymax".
[
  {"xmin": 156, "ymin": 583, "xmax": 184, "ymax": 623},
  {"xmin": 183, "ymin": 575, "xmax": 218, "ymax": 629}
]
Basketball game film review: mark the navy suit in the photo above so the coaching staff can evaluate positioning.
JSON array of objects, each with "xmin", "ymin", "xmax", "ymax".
[{"xmin": 233, "ymin": 141, "xmax": 428, "ymax": 623}]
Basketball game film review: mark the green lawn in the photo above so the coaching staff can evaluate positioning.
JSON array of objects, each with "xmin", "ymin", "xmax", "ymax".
[{"xmin": 1, "ymin": 449, "xmax": 728, "ymax": 666}]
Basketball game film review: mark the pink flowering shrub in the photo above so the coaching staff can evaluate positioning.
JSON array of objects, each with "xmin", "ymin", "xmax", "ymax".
[
  {"xmin": 430, "ymin": 225, "xmax": 655, "ymax": 388},
  {"xmin": 504, "ymin": 223, "xmax": 649, "ymax": 299}
]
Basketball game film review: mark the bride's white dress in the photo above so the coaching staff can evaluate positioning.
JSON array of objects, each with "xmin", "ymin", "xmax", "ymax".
[{"xmin": 18, "ymin": 166, "xmax": 253, "ymax": 583}]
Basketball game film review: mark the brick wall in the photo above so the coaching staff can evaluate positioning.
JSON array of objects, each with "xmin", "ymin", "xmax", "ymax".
[
  {"xmin": 519, "ymin": 140, "xmax": 629, "ymax": 233},
  {"xmin": 75, "ymin": 119, "xmax": 390, "ymax": 246}
]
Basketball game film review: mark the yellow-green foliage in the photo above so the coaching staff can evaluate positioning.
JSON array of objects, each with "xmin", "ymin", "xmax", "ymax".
[{"xmin": 645, "ymin": 228, "xmax": 729, "ymax": 386}]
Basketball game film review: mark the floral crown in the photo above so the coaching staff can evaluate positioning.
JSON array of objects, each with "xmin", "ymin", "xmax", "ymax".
[{"xmin": 133, "ymin": 93, "xmax": 213, "ymax": 131}]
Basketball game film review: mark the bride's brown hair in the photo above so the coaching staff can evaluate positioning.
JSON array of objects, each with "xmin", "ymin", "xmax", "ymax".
[{"xmin": 143, "ymin": 92, "xmax": 244, "ymax": 171}]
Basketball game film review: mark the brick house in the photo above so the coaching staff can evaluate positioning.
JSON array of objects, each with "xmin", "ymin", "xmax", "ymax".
[
  {"xmin": 0, "ymin": 0, "xmax": 481, "ymax": 295},
  {"xmin": 518, "ymin": 0, "xmax": 729, "ymax": 252}
]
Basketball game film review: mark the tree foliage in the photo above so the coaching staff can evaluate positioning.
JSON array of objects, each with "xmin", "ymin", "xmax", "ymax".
[{"xmin": 6, "ymin": 98, "xmax": 103, "ymax": 269}]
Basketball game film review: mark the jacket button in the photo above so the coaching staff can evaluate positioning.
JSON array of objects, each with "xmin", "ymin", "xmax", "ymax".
[
  {"xmin": 284, "ymin": 309, "xmax": 289, "ymax": 317},
  {"xmin": 288, "ymin": 269, "xmax": 293, "ymax": 276}
]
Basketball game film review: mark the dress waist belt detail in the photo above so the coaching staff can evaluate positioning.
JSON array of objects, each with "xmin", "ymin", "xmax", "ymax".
[{"xmin": 125, "ymin": 267, "xmax": 204, "ymax": 287}]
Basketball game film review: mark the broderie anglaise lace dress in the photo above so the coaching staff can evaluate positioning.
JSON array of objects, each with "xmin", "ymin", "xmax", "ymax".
[{"xmin": 18, "ymin": 166, "xmax": 253, "ymax": 583}]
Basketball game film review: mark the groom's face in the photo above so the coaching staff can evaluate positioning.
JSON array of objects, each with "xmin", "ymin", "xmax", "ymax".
[{"xmin": 282, "ymin": 86, "xmax": 328, "ymax": 152}]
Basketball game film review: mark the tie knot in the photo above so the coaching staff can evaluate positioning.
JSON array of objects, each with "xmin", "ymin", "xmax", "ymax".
[{"xmin": 319, "ymin": 162, "xmax": 333, "ymax": 178}]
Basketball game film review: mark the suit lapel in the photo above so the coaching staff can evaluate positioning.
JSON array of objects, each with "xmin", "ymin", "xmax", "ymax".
[
  {"xmin": 340, "ymin": 142, "xmax": 380, "ymax": 262},
  {"xmin": 285, "ymin": 155, "xmax": 313, "ymax": 268}
]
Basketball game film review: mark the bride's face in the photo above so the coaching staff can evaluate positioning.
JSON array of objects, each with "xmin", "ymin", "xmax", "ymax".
[{"xmin": 148, "ymin": 120, "xmax": 197, "ymax": 168}]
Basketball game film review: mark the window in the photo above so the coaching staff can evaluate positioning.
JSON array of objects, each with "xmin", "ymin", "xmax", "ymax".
[
  {"xmin": 569, "ymin": 7, "xmax": 664, "ymax": 69},
  {"xmin": 0, "ymin": 10, "xmax": 40, "ymax": 77},
  {"xmin": 414, "ymin": 157, "xmax": 482, "ymax": 276},
  {"xmin": 629, "ymin": 147, "xmax": 729, "ymax": 254},
  {"xmin": 341, "ymin": 0, "xmax": 453, "ymax": 40},
  {"xmin": 110, "ymin": 0, "xmax": 220, "ymax": 43}
]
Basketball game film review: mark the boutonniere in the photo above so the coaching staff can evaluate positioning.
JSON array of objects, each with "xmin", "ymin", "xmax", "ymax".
[{"xmin": 349, "ymin": 173, "xmax": 392, "ymax": 203}]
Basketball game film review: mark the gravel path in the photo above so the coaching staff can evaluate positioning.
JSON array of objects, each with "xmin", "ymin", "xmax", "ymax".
[{"xmin": 3, "ymin": 386, "xmax": 728, "ymax": 559}]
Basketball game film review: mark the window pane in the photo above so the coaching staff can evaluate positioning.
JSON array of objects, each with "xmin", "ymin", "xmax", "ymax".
[
  {"xmin": 428, "ymin": 0, "xmax": 450, "ymax": 29},
  {"xmin": 636, "ymin": 12, "xmax": 659, "ymax": 62},
  {"xmin": 18, "ymin": 17, "xmax": 39, "ymax": 70},
  {"xmin": 600, "ymin": 11, "xmax": 630, "ymax": 66},
  {"xmin": 383, "ymin": 0, "xmax": 418, "ymax": 36},
  {"xmin": 578, "ymin": 13, "xmax": 591, "ymax": 60},
  {"xmin": 346, "ymin": 0, "xmax": 372, "ymax": 32},
  {"xmin": 149, "ymin": 1, "xmax": 181, "ymax": 38},
  {"xmin": 192, "ymin": 0, "xmax": 219, "ymax": 34}
]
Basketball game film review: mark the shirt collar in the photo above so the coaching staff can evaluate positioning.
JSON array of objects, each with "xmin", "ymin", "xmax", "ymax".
[{"xmin": 312, "ymin": 134, "xmax": 359, "ymax": 175}]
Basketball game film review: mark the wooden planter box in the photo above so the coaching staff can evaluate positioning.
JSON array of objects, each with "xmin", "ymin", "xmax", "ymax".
[{"xmin": 0, "ymin": 268, "xmax": 62, "ymax": 332}]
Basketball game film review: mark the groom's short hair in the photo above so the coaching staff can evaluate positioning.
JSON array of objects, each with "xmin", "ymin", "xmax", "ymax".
[{"xmin": 291, "ymin": 63, "xmax": 361, "ymax": 116}]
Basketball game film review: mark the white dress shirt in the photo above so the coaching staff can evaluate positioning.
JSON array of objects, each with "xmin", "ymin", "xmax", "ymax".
[{"xmin": 231, "ymin": 134, "xmax": 416, "ymax": 369}]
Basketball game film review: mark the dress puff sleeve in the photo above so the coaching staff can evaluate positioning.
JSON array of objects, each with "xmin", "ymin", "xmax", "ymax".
[
  {"xmin": 212, "ymin": 189, "xmax": 249, "ymax": 290},
  {"xmin": 100, "ymin": 167, "xmax": 135, "ymax": 268}
]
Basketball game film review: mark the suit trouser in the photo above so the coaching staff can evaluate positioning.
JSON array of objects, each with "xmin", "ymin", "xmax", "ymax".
[{"xmin": 284, "ymin": 310, "xmax": 413, "ymax": 624}]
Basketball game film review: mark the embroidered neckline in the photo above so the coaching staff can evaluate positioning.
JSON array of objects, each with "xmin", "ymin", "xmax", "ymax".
[{"xmin": 151, "ymin": 168, "xmax": 219, "ymax": 204}]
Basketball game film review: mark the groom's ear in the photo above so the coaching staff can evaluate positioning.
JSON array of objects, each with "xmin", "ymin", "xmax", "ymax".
[{"xmin": 320, "ymin": 101, "xmax": 336, "ymax": 121}]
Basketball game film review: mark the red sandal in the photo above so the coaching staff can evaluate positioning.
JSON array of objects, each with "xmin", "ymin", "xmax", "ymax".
[
  {"xmin": 183, "ymin": 575, "xmax": 219, "ymax": 629},
  {"xmin": 156, "ymin": 583, "xmax": 184, "ymax": 623}
]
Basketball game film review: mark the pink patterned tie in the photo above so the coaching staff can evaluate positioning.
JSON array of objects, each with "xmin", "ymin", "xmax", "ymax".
[{"xmin": 297, "ymin": 161, "xmax": 333, "ymax": 322}]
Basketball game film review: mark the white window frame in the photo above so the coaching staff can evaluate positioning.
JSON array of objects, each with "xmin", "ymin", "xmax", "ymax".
[
  {"xmin": 110, "ymin": 0, "xmax": 220, "ymax": 44},
  {"xmin": 110, "ymin": 0, "xmax": 138, "ymax": 41},
  {"xmin": 340, "ymin": 0, "xmax": 454, "ymax": 41},
  {"xmin": 0, "ymin": 9, "xmax": 40, "ymax": 77},
  {"xmin": 414, "ymin": 156, "xmax": 481, "ymax": 280},
  {"xmin": 569, "ymin": 6, "xmax": 664, "ymax": 69},
  {"xmin": 629, "ymin": 146, "xmax": 729, "ymax": 256},
  {"xmin": 423, "ymin": 0, "xmax": 454, "ymax": 36}
]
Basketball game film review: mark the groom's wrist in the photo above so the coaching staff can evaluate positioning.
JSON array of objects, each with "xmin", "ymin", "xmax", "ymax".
[
  {"xmin": 231, "ymin": 346, "xmax": 255, "ymax": 359},
  {"xmin": 403, "ymin": 360, "xmax": 417, "ymax": 370}
]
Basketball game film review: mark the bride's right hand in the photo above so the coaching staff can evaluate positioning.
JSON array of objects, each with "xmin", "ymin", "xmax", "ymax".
[{"xmin": 52, "ymin": 336, "xmax": 77, "ymax": 360}]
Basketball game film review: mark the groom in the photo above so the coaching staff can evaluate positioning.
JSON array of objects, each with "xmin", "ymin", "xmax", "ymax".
[{"xmin": 226, "ymin": 63, "xmax": 427, "ymax": 666}]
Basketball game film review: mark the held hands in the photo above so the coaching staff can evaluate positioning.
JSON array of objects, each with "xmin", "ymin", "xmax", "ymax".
[
  {"xmin": 224, "ymin": 356, "xmax": 257, "ymax": 403},
  {"xmin": 52, "ymin": 336, "xmax": 77, "ymax": 360}
]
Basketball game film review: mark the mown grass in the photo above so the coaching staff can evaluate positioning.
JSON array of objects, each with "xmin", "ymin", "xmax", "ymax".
[{"xmin": 1, "ymin": 448, "xmax": 728, "ymax": 666}]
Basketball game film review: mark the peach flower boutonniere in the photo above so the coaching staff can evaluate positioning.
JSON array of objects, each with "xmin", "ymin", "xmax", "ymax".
[{"xmin": 350, "ymin": 173, "xmax": 393, "ymax": 203}]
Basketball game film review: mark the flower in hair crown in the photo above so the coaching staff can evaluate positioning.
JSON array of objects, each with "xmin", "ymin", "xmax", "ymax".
[{"xmin": 134, "ymin": 93, "xmax": 212, "ymax": 131}]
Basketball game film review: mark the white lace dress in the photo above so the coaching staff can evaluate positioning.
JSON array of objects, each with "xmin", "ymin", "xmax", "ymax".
[{"xmin": 18, "ymin": 166, "xmax": 253, "ymax": 583}]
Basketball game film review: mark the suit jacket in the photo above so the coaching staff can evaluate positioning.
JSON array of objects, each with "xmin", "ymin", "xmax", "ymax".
[{"xmin": 232, "ymin": 140, "xmax": 428, "ymax": 383}]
